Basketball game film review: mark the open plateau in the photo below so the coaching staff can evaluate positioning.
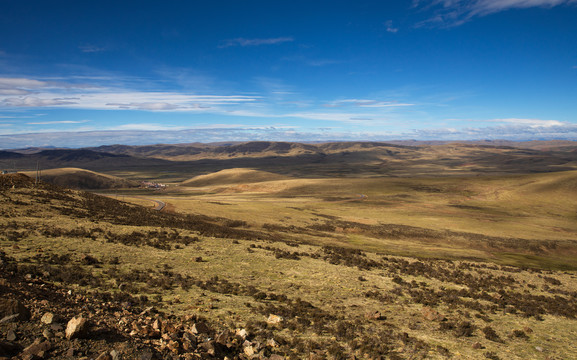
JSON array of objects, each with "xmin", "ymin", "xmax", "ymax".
[{"xmin": 1, "ymin": 140, "xmax": 577, "ymax": 360}]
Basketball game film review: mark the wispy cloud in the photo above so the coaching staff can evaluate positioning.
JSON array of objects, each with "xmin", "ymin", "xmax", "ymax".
[
  {"xmin": 489, "ymin": 118, "xmax": 564, "ymax": 128},
  {"xmin": 112, "ymin": 123, "xmax": 185, "ymax": 131},
  {"xmin": 0, "ymin": 77, "xmax": 260, "ymax": 112},
  {"xmin": 79, "ymin": 45, "xmax": 107, "ymax": 53},
  {"xmin": 219, "ymin": 37, "xmax": 294, "ymax": 48},
  {"xmin": 385, "ymin": 20, "xmax": 399, "ymax": 33},
  {"xmin": 416, "ymin": 0, "xmax": 577, "ymax": 26},
  {"xmin": 26, "ymin": 120, "xmax": 91, "ymax": 125},
  {"xmin": 323, "ymin": 99, "xmax": 414, "ymax": 108},
  {"xmin": 3, "ymin": 121, "xmax": 577, "ymax": 149},
  {"xmin": 281, "ymin": 55, "xmax": 342, "ymax": 67},
  {"xmin": 2, "ymin": 97, "xmax": 78, "ymax": 107}
]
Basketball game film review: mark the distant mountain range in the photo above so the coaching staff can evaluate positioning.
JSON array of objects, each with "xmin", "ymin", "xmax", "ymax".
[{"xmin": 2, "ymin": 141, "xmax": 577, "ymax": 182}]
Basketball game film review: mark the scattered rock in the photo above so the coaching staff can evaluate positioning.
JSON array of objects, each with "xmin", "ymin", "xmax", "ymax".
[
  {"xmin": 0, "ymin": 314, "xmax": 19, "ymax": 324},
  {"xmin": 191, "ymin": 322, "xmax": 210, "ymax": 334},
  {"xmin": 6, "ymin": 330, "xmax": 16, "ymax": 342},
  {"xmin": 41, "ymin": 312, "xmax": 55, "ymax": 325},
  {"xmin": 199, "ymin": 340, "xmax": 216, "ymax": 356},
  {"xmin": 152, "ymin": 318, "xmax": 162, "ymax": 331},
  {"xmin": 42, "ymin": 329, "xmax": 54, "ymax": 339},
  {"xmin": 65, "ymin": 315, "xmax": 88, "ymax": 340},
  {"xmin": 215, "ymin": 330, "xmax": 231, "ymax": 346},
  {"xmin": 365, "ymin": 310, "xmax": 384, "ymax": 320},
  {"xmin": 472, "ymin": 342, "xmax": 483, "ymax": 349},
  {"xmin": 267, "ymin": 338, "xmax": 279, "ymax": 348},
  {"xmin": 96, "ymin": 351, "xmax": 112, "ymax": 360},
  {"xmin": 269, "ymin": 354, "xmax": 285, "ymax": 360},
  {"xmin": 243, "ymin": 344, "xmax": 255, "ymax": 356},
  {"xmin": 21, "ymin": 338, "xmax": 51, "ymax": 359},
  {"xmin": 140, "ymin": 350, "xmax": 154, "ymax": 360},
  {"xmin": 236, "ymin": 328, "xmax": 248, "ymax": 339},
  {"xmin": 267, "ymin": 314, "xmax": 284, "ymax": 324},
  {"xmin": 421, "ymin": 306, "xmax": 445, "ymax": 321},
  {"xmin": 50, "ymin": 323, "xmax": 64, "ymax": 332},
  {"xmin": 0, "ymin": 298, "xmax": 31, "ymax": 321},
  {"xmin": 110, "ymin": 350, "xmax": 119, "ymax": 360},
  {"xmin": 65, "ymin": 347, "xmax": 76, "ymax": 357},
  {"xmin": 535, "ymin": 346, "xmax": 544, "ymax": 352}
]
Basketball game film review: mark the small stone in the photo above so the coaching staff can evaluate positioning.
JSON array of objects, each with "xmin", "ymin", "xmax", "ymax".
[
  {"xmin": 6, "ymin": 330, "xmax": 16, "ymax": 341},
  {"xmin": 243, "ymin": 345, "xmax": 255, "ymax": 356},
  {"xmin": 535, "ymin": 346, "xmax": 544, "ymax": 352},
  {"xmin": 167, "ymin": 340, "xmax": 180, "ymax": 353},
  {"xmin": 110, "ymin": 350, "xmax": 119, "ymax": 360},
  {"xmin": 365, "ymin": 310, "xmax": 384, "ymax": 320},
  {"xmin": 266, "ymin": 314, "xmax": 283, "ymax": 324},
  {"xmin": 140, "ymin": 307, "xmax": 155, "ymax": 316},
  {"xmin": 42, "ymin": 329, "xmax": 53, "ymax": 339},
  {"xmin": 421, "ymin": 306, "xmax": 445, "ymax": 322},
  {"xmin": 472, "ymin": 342, "xmax": 482, "ymax": 349},
  {"xmin": 269, "ymin": 355, "xmax": 285, "ymax": 360},
  {"xmin": 140, "ymin": 350, "xmax": 154, "ymax": 360},
  {"xmin": 235, "ymin": 328, "xmax": 248, "ymax": 339},
  {"xmin": 0, "ymin": 298, "xmax": 31, "ymax": 321},
  {"xmin": 96, "ymin": 352, "xmax": 112, "ymax": 360},
  {"xmin": 65, "ymin": 315, "xmax": 88, "ymax": 340},
  {"xmin": 215, "ymin": 330, "xmax": 231, "ymax": 346},
  {"xmin": 267, "ymin": 338, "xmax": 279, "ymax": 348},
  {"xmin": 191, "ymin": 322, "xmax": 210, "ymax": 334},
  {"xmin": 66, "ymin": 347, "xmax": 76, "ymax": 357},
  {"xmin": 21, "ymin": 339, "xmax": 51, "ymax": 359},
  {"xmin": 200, "ymin": 340, "xmax": 215, "ymax": 356},
  {"xmin": 50, "ymin": 323, "xmax": 64, "ymax": 332},
  {"xmin": 41, "ymin": 312, "xmax": 54, "ymax": 324}
]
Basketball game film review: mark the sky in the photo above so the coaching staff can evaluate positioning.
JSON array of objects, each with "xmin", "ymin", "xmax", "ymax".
[{"xmin": 1, "ymin": 0, "xmax": 576, "ymax": 148}]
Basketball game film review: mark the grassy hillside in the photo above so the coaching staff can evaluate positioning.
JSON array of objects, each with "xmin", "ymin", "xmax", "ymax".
[
  {"xmin": 3, "ymin": 173, "xmax": 576, "ymax": 359},
  {"xmin": 141, "ymin": 170, "xmax": 577, "ymax": 271},
  {"xmin": 20, "ymin": 167, "xmax": 140, "ymax": 189},
  {"xmin": 182, "ymin": 168, "xmax": 290, "ymax": 187}
]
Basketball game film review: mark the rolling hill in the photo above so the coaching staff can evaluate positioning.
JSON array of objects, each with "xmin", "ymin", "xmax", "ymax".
[
  {"xmin": 20, "ymin": 167, "xmax": 139, "ymax": 189},
  {"xmin": 181, "ymin": 168, "xmax": 291, "ymax": 187}
]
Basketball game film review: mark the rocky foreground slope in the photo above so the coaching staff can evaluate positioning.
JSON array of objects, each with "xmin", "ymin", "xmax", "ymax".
[{"xmin": 1, "ymin": 173, "xmax": 577, "ymax": 359}]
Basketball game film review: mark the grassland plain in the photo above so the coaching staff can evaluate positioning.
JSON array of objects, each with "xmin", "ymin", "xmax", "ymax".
[{"xmin": 2, "ymin": 171, "xmax": 577, "ymax": 360}]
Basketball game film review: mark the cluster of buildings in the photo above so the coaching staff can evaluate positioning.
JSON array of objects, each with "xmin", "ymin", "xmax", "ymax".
[{"xmin": 140, "ymin": 181, "xmax": 167, "ymax": 190}]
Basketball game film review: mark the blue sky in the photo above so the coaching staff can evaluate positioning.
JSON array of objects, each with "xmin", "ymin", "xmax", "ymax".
[{"xmin": 1, "ymin": 0, "xmax": 576, "ymax": 148}]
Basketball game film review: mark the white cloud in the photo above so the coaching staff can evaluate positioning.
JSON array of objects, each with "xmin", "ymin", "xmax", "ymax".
[
  {"xmin": 0, "ymin": 77, "xmax": 260, "ymax": 111},
  {"xmin": 418, "ymin": 0, "xmax": 577, "ymax": 26},
  {"xmin": 112, "ymin": 123, "xmax": 186, "ymax": 131},
  {"xmin": 490, "ymin": 118, "xmax": 565, "ymax": 128},
  {"xmin": 2, "ymin": 97, "xmax": 78, "ymax": 107},
  {"xmin": 106, "ymin": 102, "xmax": 183, "ymax": 111},
  {"xmin": 324, "ymin": 99, "xmax": 415, "ymax": 108},
  {"xmin": 79, "ymin": 45, "xmax": 107, "ymax": 53},
  {"xmin": 385, "ymin": 20, "xmax": 399, "ymax": 33},
  {"xmin": 26, "ymin": 120, "xmax": 91, "ymax": 125},
  {"xmin": 219, "ymin": 37, "xmax": 294, "ymax": 48}
]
